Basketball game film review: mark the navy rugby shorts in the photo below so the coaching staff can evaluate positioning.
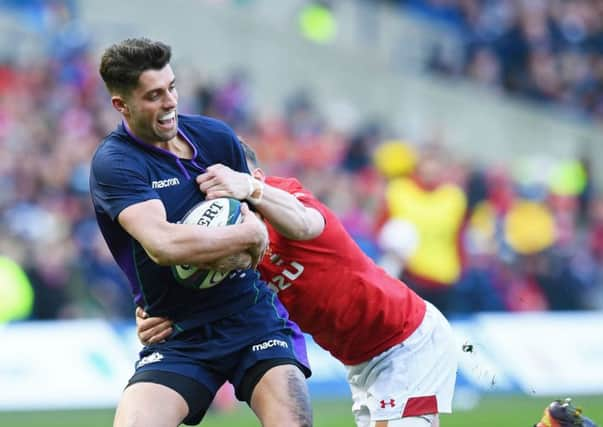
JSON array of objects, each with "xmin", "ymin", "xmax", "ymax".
[{"xmin": 126, "ymin": 288, "xmax": 311, "ymax": 425}]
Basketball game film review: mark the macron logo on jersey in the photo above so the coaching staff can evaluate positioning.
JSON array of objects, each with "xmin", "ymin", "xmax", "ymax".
[
  {"xmin": 252, "ymin": 339, "xmax": 289, "ymax": 352},
  {"xmin": 152, "ymin": 177, "xmax": 180, "ymax": 189}
]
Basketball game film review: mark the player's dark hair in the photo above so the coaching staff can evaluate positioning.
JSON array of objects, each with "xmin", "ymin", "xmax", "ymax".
[
  {"xmin": 238, "ymin": 138, "xmax": 259, "ymax": 168},
  {"xmin": 99, "ymin": 38, "xmax": 172, "ymax": 95}
]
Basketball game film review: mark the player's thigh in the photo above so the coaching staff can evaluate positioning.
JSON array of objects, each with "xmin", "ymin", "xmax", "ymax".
[
  {"xmin": 372, "ymin": 414, "xmax": 438, "ymax": 427},
  {"xmin": 113, "ymin": 382, "xmax": 188, "ymax": 427},
  {"xmin": 123, "ymin": 368, "xmax": 218, "ymax": 426},
  {"xmin": 248, "ymin": 363, "xmax": 313, "ymax": 427}
]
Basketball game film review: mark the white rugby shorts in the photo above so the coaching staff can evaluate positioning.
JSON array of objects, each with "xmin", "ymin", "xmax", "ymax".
[{"xmin": 345, "ymin": 301, "xmax": 457, "ymax": 426}]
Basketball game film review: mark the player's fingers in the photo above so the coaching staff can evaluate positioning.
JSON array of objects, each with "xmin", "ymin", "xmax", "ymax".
[
  {"xmin": 252, "ymin": 244, "xmax": 268, "ymax": 269},
  {"xmin": 208, "ymin": 171, "xmax": 231, "ymax": 188},
  {"xmin": 206, "ymin": 163, "xmax": 224, "ymax": 172},
  {"xmin": 240, "ymin": 203, "xmax": 261, "ymax": 226},
  {"xmin": 138, "ymin": 328, "xmax": 150, "ymax": 345},
  {"xmin": 198, "ymin": 176, "xmax": 219, "ymax": 193},
  {"xmin": 149, "ymin": 327, "xmax": 173, "ymax": 344},
  {"xmin": 139, "ymin": 316, "xmax": 169, "ymax": 333},
  {"xmin": 149, "ymin": 320, "xmax": 173, "ymax": 341},
  {"xmin": 197, "ymin": 178, "xmax": 212, "ymax": 192},
  {"xmin": 140, "ymin": 320, "xmax": 173, "ymax": 344},
  {"xmin": 206, "ymin": 165, "xmax": 231, "ymax": 184},
  {"xmin": 195, "ymin": 170, "xmax": 215, "ymax": 185},
  {"xmin": 135, "ymin": 306, "xmax": 146, "ymax": 319},
  {"xmin": 250, "ymin": 253, "xmax": 260, "ymax": 269},
  {"xmin": 205, "ymin": 190, "xmax": 229, "ymax": 200},
  {"xmin": 195, "ymin": 171, "xmax": 210, "ymax": 183},
  {"xmin": 207, "ymin": 164, "xmax": 224, "ymax": 176}
]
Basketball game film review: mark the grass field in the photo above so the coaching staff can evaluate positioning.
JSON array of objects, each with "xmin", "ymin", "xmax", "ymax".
[{"xmin": 1, "ymin": 395, "xmax": 601, "ymax": 427}]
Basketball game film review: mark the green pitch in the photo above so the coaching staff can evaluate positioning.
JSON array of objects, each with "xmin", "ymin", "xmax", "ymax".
[{"xmin": 1, "ymin": 395, "xmax": 601, "ymax": 426}]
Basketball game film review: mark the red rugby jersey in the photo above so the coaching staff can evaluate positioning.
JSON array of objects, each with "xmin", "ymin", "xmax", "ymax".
[{"xmin": 259, "ymin": 176, "xmax": 426, "ymax": 365}]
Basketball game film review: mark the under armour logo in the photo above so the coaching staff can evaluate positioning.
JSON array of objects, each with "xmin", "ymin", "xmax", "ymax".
[{"xmin": 380, "ymin": 399, "xmax": 396, "ymax": 408}]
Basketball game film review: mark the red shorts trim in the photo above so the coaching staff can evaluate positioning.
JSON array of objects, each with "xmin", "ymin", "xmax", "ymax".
[{"xmin": 402, "ymin": 395, "xmax": 438, "ymax": 417}]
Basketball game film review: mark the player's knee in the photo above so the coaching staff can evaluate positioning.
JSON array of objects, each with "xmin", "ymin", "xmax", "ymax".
[
  {"xmin": 114, "ymin": 405, "xmax": 159, "ymax": 427},
  {"xmin": 114, "ymin": 403, "xmax": 187, "ymax": 427}
]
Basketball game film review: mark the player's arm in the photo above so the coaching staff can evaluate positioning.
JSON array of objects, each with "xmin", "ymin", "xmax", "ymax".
[
  {"xmin": 248, "ymin": 181, "xmax": 325, "ymax": 241},
  {"xmin": 197, "ymin": 164, "xmax": 324, "ymax": 241},
  {"xmin": 118, "ymin": 199, "xmax": 266, "ymax": 267}
]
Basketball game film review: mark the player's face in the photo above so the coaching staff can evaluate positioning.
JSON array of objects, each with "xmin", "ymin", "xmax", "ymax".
[{"xmin": 123, "ymin": 65, "xmax": 178, "ymax": 144}]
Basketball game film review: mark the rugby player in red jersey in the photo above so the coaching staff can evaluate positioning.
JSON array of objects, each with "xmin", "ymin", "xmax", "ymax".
[{"xmin": 137, "ymin": 143, "xmax": 457, "ymax": 427}]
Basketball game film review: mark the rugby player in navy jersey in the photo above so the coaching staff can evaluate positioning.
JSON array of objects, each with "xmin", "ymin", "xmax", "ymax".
[{"xmin": 89, "ymin": 38, "xmax": 312, "ymax": 427}]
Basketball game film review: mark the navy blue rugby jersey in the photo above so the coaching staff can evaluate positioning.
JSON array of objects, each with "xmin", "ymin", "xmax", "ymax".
[{"xmin": 89, "ymin": 114, "xmax": 262, "ymax": 327}]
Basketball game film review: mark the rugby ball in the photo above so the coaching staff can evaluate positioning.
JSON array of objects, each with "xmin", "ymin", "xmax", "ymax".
[{"xmin": 171, "ymin": 198, "xmax": 243, "ymax": 290}]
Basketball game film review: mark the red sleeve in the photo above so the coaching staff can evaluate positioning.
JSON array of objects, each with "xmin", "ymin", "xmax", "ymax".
[{"xmin": 265, "ymin": 176, "xmax": 329, "ymax": 220}]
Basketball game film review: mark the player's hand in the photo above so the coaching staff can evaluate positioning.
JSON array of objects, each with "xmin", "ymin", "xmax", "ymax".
[
  {"xmin": 196, "ymin": 164, "xmax": 250, "ymax": 200},
  {"xmin": 135, "ymin": 307, "xmax": 173, "ymax": 346},
  {"xmin": 205, "ymin": 251, "xmax": 253, "ymax": 272},
  {"xmin": 240, "ymin": 202, "xmax": 268, "ymax": 268}
]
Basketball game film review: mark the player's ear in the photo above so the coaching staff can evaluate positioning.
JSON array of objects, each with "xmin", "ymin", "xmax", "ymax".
[
  {"xmin": 252, "ymin": 168, "xmax": 266, "ymax": 182},
  {"xmin": 111, "ymin": 96, "xmax": 129, "ymax": 116}
]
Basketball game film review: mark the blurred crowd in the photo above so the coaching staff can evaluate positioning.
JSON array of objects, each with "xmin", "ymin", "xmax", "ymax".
[
  {"xmin": 404, "ymin": 0, "xmax": 603, "ymax": 120},
  {"xmin": 1, "ymin": 0, "xmax": 603, "ymax": 324}
]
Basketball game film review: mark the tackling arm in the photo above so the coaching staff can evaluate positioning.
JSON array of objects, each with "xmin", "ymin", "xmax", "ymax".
[
  {"xmin": 197, "ymin": 164, "xmax": 325, "ymax": 241},
  {"xmin": 251, "ymin": 182, "xmax": 325, "ymax": 241}
]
